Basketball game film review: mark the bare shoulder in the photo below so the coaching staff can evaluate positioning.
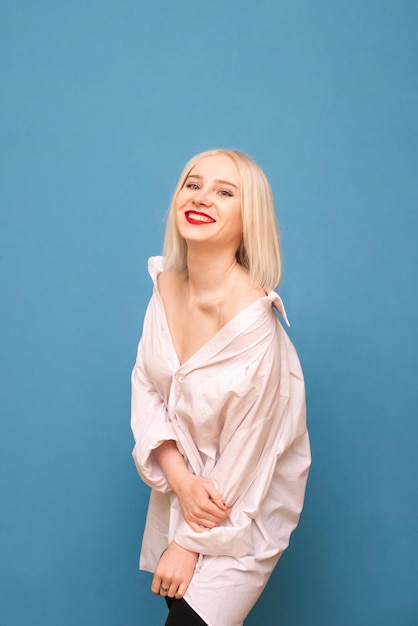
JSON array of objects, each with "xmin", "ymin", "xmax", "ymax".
[
  {"xmin": 157, "ymin": 268, "xmax": 184, "ymax": 299},
  {"xmin": 230, "ymin": 285, "xmax": 266, "ymax": 312},
  {"xmin": 222, "ymin": 267, "xmax": 266, "ymax": 322}
]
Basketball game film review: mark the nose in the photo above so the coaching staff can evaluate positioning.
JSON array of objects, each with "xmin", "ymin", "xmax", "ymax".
[{"xmin": 193, "ymin": 188, "xmax": 211, "ymax": 206}]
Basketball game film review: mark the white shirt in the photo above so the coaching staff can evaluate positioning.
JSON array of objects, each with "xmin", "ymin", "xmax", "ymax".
[{"xmin": 131, "ymin": 256, "xmax": 311, "ymax": 626}]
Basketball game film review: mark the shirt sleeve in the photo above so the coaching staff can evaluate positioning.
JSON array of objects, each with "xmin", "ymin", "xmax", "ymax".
[
  {"xmin": 173, "ymin": 328, "xmax": 311, "ymax": 557},
  {"xmin": 131, "ymin": 339, "xmax": 178, "ymax": 492}
]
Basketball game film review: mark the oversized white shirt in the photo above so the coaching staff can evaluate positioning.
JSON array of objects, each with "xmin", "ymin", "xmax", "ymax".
[{"xmin": 131, "ymin": 256, "xmax": 311, "ymax": 626}]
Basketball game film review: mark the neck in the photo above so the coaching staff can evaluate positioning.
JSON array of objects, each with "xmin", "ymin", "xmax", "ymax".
[{"xmin": 185, "ymin": 247, "xmax": 239, "ymax": 297}]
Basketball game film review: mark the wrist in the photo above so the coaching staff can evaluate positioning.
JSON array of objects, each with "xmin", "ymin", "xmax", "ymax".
[
  {"xmin": 172, "ymin": 540, "xmax": 199, "ymax": 558},
  {"xmin": 154, "ymin": 441, "xmax": 191, "ymax": 492},
  {"xmin": 168, "ymin": 464, "xmax": 193, "ymax": 496}
]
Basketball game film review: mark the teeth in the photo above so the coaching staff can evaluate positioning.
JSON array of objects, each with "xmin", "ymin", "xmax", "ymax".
[{"xmin": 187, "ymin": 212, "xmax": 213, "ymax": 223}]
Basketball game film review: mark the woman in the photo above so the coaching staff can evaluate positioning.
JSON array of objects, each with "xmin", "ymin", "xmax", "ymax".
[{"xmin": 131, "ymin": 149, "xmax": 311, "ymax": 626}]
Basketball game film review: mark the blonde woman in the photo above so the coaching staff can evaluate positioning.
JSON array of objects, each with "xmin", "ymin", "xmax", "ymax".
[{"xmin": 131, "ymin": 149, "xmax": 311, "ymax": 626}]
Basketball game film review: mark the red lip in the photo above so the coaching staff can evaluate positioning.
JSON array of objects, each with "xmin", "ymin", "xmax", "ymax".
[{"xmin": 185, "ymin": 211, "xmax": 215, "ymax": 225}]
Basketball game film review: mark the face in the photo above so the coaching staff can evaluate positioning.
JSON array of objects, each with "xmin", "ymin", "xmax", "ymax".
[{"xmin": 174, "ymin": 153, "xmax": 243, "ymax": 251}]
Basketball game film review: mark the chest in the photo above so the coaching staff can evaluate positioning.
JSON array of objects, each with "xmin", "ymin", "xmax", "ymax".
[{"xmin": 166, "ymin": 301, "xmax": 224, "ymax": 366}]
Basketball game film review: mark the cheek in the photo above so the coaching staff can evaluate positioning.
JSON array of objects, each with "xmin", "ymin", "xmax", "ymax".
[
  {"xmin": 234, "ymin": 205, "xmax": 243, "ymax": 230},
  {"xmin": 173, "ymin": 195, "xmax": 185, "ymax": 221},
  {"xmin": 175, "ymin": 209, "xmax": 183, "ymax": 230},
  {"xmin": 175, "ymin": 188, "xmax": 189, "ymax": 206},
  {"xmin": 237, "ymin": 215, "xmax": 244, "ymax": 240}
]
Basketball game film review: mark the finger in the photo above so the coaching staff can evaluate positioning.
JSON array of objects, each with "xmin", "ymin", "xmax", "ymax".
[
  {"xmin": 189, "ymin": 521, "xmax": 211, "ymax": 533},
  {"xmin": 189, "ymin": 510, "xmax": 230, "ymax": 530},
  {"xmin": 175, "ymin": 581, "xmax": 188, "ymax": 599},
  {"xmin": 186, "ymin": 510, "xmax": 216, "ymax": 526},
  {"xmin": 159, "ymin": 582, "xmax": 171, "ymax": 596},
  {"xmin": 205, "ymin": 484, "xmax": 229, "ymax": 510},
  {"xmin": 197, "ymin": 502, "xmax": 232, "ymax": 522},
  {"xmin": 151, "ymin": 574, "xmax": 162, "ymax": 595}
]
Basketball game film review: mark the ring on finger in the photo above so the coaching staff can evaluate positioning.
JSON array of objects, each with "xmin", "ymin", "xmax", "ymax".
[{"xmin": 160, "ymin": 584, "xmax": 170, "ymax": 593}]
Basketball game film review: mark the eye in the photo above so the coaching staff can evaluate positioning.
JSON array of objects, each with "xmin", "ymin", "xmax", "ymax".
[
  {"xmin": 186, "ymin": 183, "xmax": 200, "ymax": 190},
  {"xmin": 218, "ymin": 189, "xmax": 233, "ymax": 197}
]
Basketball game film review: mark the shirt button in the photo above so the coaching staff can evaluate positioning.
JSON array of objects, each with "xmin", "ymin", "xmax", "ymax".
[{"xmin": 175, "ymin": 373, "xmax": 183, "ymax": 381}]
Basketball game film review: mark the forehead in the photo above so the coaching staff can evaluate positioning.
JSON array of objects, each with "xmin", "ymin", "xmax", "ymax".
[{"xmin": 188, "ymin": 154, "xmax": 240, "ymax": 183}]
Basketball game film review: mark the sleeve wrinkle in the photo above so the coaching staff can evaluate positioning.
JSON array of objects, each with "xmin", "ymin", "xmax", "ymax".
[{"xmin": 131, "ymin": 342, "xmax": 177, "ymax": 493}]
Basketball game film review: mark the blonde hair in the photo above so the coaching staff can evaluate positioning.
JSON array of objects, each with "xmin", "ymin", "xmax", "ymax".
[{"xmin": 163, "ymin": 149, "xmax": 282, "ymax": 292}]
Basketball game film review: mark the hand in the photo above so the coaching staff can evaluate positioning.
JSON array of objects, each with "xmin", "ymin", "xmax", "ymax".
[
  {"xmin": 176, "ymin": 473, "xmax": 232, "ymax": 533},
  {"xmin": 151, "ymin": 541, "xmax": 198, "ymax": 599},
  {"xmin": 153, "ymin": 441, "xmax": 232, "ymax": 532}
]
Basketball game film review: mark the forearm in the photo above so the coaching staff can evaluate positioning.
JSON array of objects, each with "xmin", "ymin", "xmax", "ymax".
[
  {"xmin": 153, "ymin": 440, "xmax": 191, "ymax": 494},
  {"xmin": 154, "ymin": 441, "xmax": 230, "ymax": 531}
]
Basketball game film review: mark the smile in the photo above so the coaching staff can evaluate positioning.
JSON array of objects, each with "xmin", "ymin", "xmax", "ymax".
[{"xmin": 185, "ymin": 211, "xmax": 215, "ymax": 224}]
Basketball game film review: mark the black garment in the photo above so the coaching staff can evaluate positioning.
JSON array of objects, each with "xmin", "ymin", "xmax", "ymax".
[{"xmin": 165, "ymin": 597, "xmax": 208, "ymax": 626}]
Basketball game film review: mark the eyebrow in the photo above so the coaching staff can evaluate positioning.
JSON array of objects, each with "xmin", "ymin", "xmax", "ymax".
[{"xmin": 186, "ymin": 174, "xmax": 239, "ymax": 190}]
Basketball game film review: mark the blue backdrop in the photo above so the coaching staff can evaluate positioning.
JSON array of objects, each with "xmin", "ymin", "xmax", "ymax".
[{"xmin": 1, "ymin": 1, "xmax": 417, "ymax": 624}]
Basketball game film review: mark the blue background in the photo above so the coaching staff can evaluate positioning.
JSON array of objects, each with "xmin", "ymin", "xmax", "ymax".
[{"xmin": 1, "ymin": 1, "xmax": 417, "ymax": 624}]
